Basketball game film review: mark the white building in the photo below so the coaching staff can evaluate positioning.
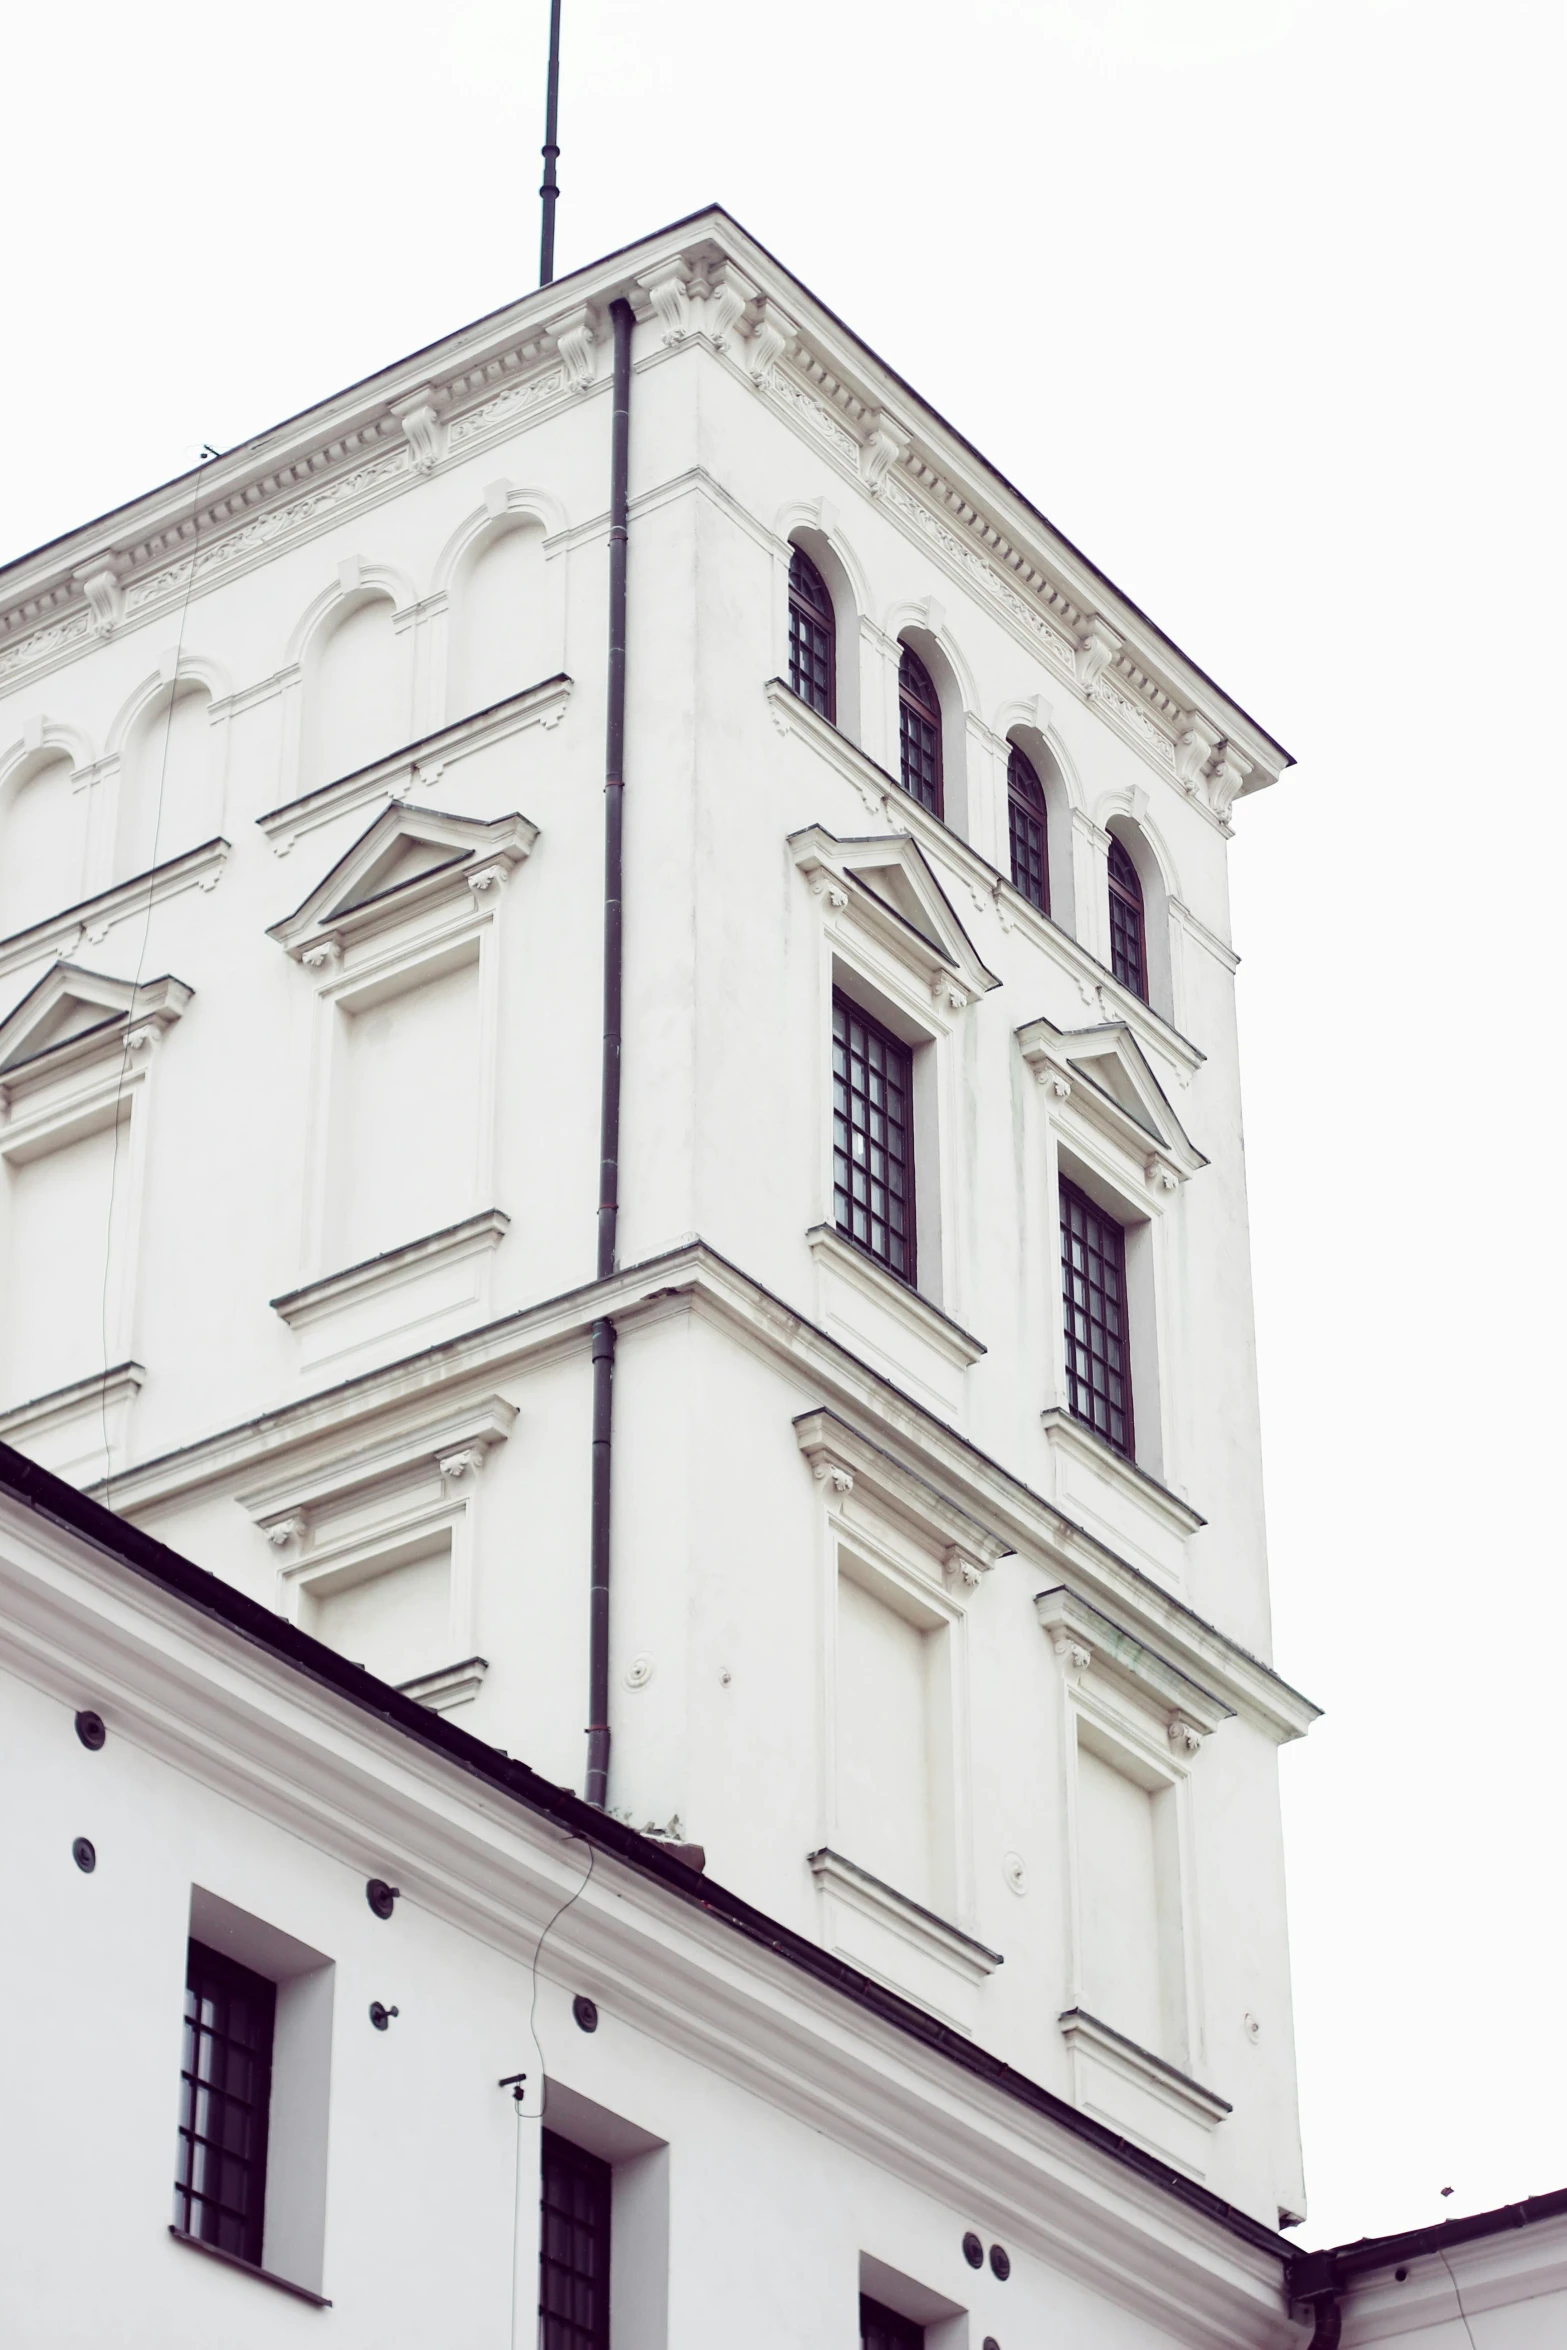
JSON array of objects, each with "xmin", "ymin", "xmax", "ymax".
[{"xmin": 1, "ymin": 204, "xmax": 1543, "ymax": 2347}]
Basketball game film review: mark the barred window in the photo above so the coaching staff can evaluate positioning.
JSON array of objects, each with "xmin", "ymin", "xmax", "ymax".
[
  {"xmin": 1060, "ymin": 1178, "xmax": 1134, "ymax": 1457},
  {"xmin": 1108, "ymin": 836, "xmax": 1146, "ymax": 1001},
  {"xmin": 540, "ymin": 2130, "xmax": 612, "ymax": 2350},
  {"xmin": 1007, "ymin": 743, "xmax": 1049, "ymax": 914},
  {"xmin": 173, "ymin": 1940, "xmax": 276, "ymax": 2267},
  {"xmin": 788, "ymin": 546, "xmax": 836, "ymax": 721},
  {"xmin": 862, "ymin": 2296, "xmax": 924, "ymax": 2350},
  {"xmin": 897, "ymin": 646, "xmax": 943, "ymax": 817},
  {"xmin": 833, "ymin": 992, "xmax": 916, "ymax": 1284}
]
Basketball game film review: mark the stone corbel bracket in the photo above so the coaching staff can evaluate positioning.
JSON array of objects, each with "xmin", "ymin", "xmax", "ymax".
[
  {"xmin": 795, "ymin": 1406, "xmax": 1013, "ymax": 1588},
  {"xmin": 1034, "ymin": 1584, "xmax": 1234, "ymax": 1740},
  {"xmin": 745, "ymin": 296, "xmax": 797, "ymax": 384},
  {"xmin": 1075, "ymin": 616, "xmax": 1123, "ymax": 696},
  {"xmin": 390, "ymin": 384, "xmax": 449, "ymax": 474},
  {"xmin": 637, "ymin": 258, "xmax": 693, "ymax": 345},
  {"xmin": 549, "ymin": 304, "xmax": 600, "ymax": 393},
  {"xmin": 72, "ymin": 550, "xmax": 127, "ymax": 637}
]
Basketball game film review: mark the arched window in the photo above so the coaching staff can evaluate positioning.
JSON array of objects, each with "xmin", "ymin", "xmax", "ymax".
[
  {"xmin": 1007, "ymin": 744, "xmax": 1049, "ymax": 914},
  {"xmin": 788, "ymin": 547, "xmax": 835, "ymax": 721},
  {"xmin": 1108, "ymin": 836, "xmax": 1147, "ymax": 1001},
  {"xmin": 898, "ymin": 646, "xmax": 942, "ymax": 816}
]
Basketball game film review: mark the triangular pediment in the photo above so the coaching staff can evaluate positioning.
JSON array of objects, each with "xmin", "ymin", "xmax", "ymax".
[
  {"xmin": 0, "ymin": 962, "xmax": 192, "ymax": 1081},
  {"xmin": 268, "ymin": 802, "xmax": 539, "ymax": 955},
  {"xmin": 789, "ymin": 827, "xmax": 999, "ymax": 1004},
  {"xmin": 1016, "ymin": 1016, "xmax": 1205, "ymax": 1181}
]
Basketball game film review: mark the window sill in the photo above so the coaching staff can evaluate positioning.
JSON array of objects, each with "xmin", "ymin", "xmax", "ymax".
[
  {"xmin": 806, "ymin": 1225, "xmax": 984, "ymax": 1372},
  {"xmin": 1039, "ymin": 1408, "xmax": 1203, "ymax": 1537},
  {"xmin": 255, "ymin": 673, "xmax": 573, "ymax": 856},
  {"xmin": 1057, "ymin": 2009, "xmax": 1231, "ymax": 2129},
  {"xmin": 0, "ymin": 837, "xmax": 231, "ymax": 983},
  {"xmin": 396, "ymin": 1654, "xmax": 489, "ymax": 1712},
  {"xmin": 168, "ymin": 2226, "xmax": 331, "ymax": 2306},
  {"xmin": 271, "ymin": 1209, "xmax": 510, "ymax": 1330},
  {"xmin": 808, "ymin": 1848, "xmax": 1002, "ymax": 1985}
]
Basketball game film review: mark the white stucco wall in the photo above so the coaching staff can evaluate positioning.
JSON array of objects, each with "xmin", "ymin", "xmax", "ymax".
[{"xmin": 0, "ymin": 212, "xmax": 1313, "ymax": 2233}]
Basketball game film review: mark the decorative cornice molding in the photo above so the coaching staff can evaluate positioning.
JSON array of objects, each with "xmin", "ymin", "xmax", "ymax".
[
  {"xmin": 1035, "ymin": 1585, "xmax": 1232, "ymax": 1738},
  {"xmin": 807, "ymin": 1847, "xmax": 1004, "ymax": 1985},
  {"xmin": 269, "ymin": 1210, "xmax": 511, "ymax": 1332},
  {"xmin": 793, "ymin": 1405, "xmax": 1012, "ymax": 1576},
  {"xmin": 81, "ymin": 1236, "xmax": 1318, "ymax": 1746}
]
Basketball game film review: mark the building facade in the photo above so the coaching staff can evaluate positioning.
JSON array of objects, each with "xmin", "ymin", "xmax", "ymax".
[{"xmin": 1, "ymin": 207, "xmax": 1346, "ymax": 2342}]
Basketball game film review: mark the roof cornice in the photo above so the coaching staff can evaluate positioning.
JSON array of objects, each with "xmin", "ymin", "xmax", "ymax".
[{"xmin": 0, "ymin": 207, "xmax": 1289, "ymax": 802}]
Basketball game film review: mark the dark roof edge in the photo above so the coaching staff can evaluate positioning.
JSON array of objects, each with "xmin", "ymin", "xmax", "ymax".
[
  {"xmin": 0, "ymin": 1433, "xmax": 1288, "ymax": 2268},
  {"xmin": 1287, "ymin": 2187, "xmax": 1567, "ymax": 2299},
  {"xmin": 3, "ymin": 203, "xmax": 1290, "ymax": 768}
]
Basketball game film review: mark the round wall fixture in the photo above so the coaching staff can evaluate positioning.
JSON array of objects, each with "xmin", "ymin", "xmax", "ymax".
[
  {"xmin": 368, "ymin": 2001, "xmax": 400, "ymax": 2030},
  {"xmin": 573, "ymin": 1995, "xmax": 599, "ymax": 2033},
  {"xmin": 74, "ymin": 1710, "xmax": 106, "ymax": 1751},
  {"xmin": 962, "ymin": 2231, "xmax": 984, "ymax": 2269},
  {"xmin": 989, "ymin": 2243, "xmax": 1011, "ymax": 2281},
  {"xmin": 624, "ymin": 1655, "xmax": 653, "ymax": 1689},
  {"xmin": 366, "ymin": 1878, "xmax": 401, "ymax": 1920},
  {"xmin": 72, "ymin": 1837, "xmax": 96, "ymax": 1873},
  {"xmin": 1244, "ymin": 2011, "xmax": 1262, "ymax": 2042},
  {"xmin": 983, "ymin": 2337, "xmax": 1002, "ymax": 2349},
  {"xmin": 1002, "ymin": 1850, "xmax": 1027, "ymax": 1896}
]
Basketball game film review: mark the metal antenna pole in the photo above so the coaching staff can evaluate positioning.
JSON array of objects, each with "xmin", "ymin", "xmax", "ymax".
[{"xmin": 539, "ymin": 0, "xmax": 563, "ymax": 286}]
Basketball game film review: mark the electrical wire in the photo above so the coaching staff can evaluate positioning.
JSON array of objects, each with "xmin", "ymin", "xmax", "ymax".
[
  {"xmin": 96, "ymin": 459, "xmax": 211, "ymax": 1500},
  {"xmin": 1437, "ymin": 2248, "xmax": 1481, "ymax": 2350},
  {"xmin": 505, "ymin": 1836, "xmax": 594, "ymax": 2347}
]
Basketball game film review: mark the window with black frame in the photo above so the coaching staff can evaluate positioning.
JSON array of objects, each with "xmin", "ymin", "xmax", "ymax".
[
  {"xmin": 1007, "ymin": 742, "xmax": 1049, "ymax": 914},
  {"xmin": 833, "ymin": 991, "xmax": 916, "ymax": 1284},
  {"xmin": 861, "ymin": 2294, "xmax": 925, "ymax": 2349},
  {"xmin": 1060, "ymin": 1176, "xmax": 1134, "ymax": 1458},
  {"xmin": 173, "ymin": 1939, "xmax": 276, "ymax": 2267},
  {"xmin": 897, "ymin": 645, "xmax": 943, "ymax": 816},
  {"xmin": 539, "ymin": 2129, "xmax": 613, "ymax": 2350},
  {"xmin": 1107, "ymin": 835, "xmax": 1147, "ymax": 1001},
  {"xmin": 788, "ymin": 545, "xmax": 836, "ymax": 721}
]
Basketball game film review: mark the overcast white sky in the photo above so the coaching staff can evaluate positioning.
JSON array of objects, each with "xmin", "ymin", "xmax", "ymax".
[{"xmin": 6, "ymin": 0, "xmax": 1562, "ymax": 2249}]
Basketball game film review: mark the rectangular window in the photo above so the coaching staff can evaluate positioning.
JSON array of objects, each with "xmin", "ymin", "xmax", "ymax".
[
  {"xmin": 833, "ymin": 993, "xmax": 915, "ymax": 1284},
  {"xmin": 862, "ymin": 2296, "xmax": 924, "ymax": 2349},
  {"xmin": 174, "ymin": 1939, "xmax": 276, "ymax": 2266},
  {"xmin": 1060, "ymin": 1178, "xmax": 1134, "ymax": 1458},
  {"xmin": 540, "ymin": 2129, "xmax": 612, "ymax": 2350},
  {"xmin": 1008, "ymin": 792, "xmax": 1047, "ymax": 914}
]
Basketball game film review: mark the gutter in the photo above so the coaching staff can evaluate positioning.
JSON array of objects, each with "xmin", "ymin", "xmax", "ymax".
[
  {"xmin": 0, "ymin": 1433, "xmax": 1290, "ymax": 2266},
  {"xmin": 1287, "ymin": 2187, "xmax": 1567, "ymax": 2301}
]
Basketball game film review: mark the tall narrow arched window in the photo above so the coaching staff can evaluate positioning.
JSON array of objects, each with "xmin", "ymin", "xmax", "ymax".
[
  {"xmin": 788, "ymin": 547, "xmax": 835, "ymax": 721},
  {"xmin": 1108, "ymin": 836, "xmax": 1147, "ymax": 1001},
  {"xmin": 897, "ymin": 646, "xmax": 942, "ymax": 817},
  {"xmin": 1007, "ymin": 744, "xmax": 1049, "ymax": 915}
]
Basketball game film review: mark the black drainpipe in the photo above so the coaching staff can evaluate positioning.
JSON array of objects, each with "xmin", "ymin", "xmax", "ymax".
[{"xmin": 586, "ymin": 296, "xmax": 633, "ymax": 1809}]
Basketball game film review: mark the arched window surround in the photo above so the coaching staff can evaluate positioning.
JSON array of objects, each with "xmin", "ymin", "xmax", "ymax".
[
  {"xmin": 1102, "ymin": 813, "xmax": 1176, "ymax": 1024},
  {"xmin": 888, "ymin": 614, "xmax": 973, "ymax": 837},
  {"xmin": 781, "ymin": 519, "xmax": 863, "ymax": 744},
  {"xmin": 787, "ymin": 545, "xmax": 836, "ymax": 723}
]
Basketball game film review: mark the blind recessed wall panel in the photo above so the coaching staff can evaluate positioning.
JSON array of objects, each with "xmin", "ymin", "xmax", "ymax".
[{"xmin": 329, "ymin": 953, "xmax": 481, "ymax": 1268}]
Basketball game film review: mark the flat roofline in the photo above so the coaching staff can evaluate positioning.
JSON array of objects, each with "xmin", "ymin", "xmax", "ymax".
[
  {"xmin": 1288, "ymin": 2187, "xmax": 1567, "ymax": 2297},
  {"xmin": 2, "ymin": 203, "xmax": 1291, "ymax": 768},
  {"xmin": 0, "ymin": 1432, "xmax": 1289, "ymax": 2267}
]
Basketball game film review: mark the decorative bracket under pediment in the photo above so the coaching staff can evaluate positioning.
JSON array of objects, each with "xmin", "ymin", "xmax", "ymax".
[
  {"xmin": 1017, "ymin": 1015, "xmax": 1205, "ymax": 1191},
  {"xmin": 789, "ymin": 825, "xmax": 1000, "ymax": 1011},
  {"xmin": 267, "ymin": 803, "xmax": 538, "ymax": 961}
]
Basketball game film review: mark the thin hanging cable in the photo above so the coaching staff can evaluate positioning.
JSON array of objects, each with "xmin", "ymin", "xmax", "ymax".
[
  {"xmin": 1437, "ymin": 2249, "xmax": 1481, "ymax": 2350},
  {"xmin": 503, "ymin": 1837, "xmax": 593, "ymax": 2348},
  {"xmin": 96, "ymin": 462, "xmax": 211, "ymax": 1501},
  {"xmin": 539, "ymin": 0, "xmax": 563, "ymax": 286}
]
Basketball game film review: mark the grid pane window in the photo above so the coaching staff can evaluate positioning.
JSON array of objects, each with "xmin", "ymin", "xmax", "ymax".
[
  {"xmin": 862, "ymin": 2295, "xmax": 925, "ymax": 2350},
  {"xmin": 539, "ymin": 2130, "xmax": 612, "ymax": 2350},
  {"xmin": 833, "ymin": 993, "xmax": 916, "ymax": 1284},
  {"xmin": 173, "ymin": 1940, "xmax": 276, "ymax": 2266},
  {"xmin": 1007, "ymin": 743, "xmax": 1049, "ymax": 914},
  {"xmin": 1060, "ymin": 1178, "xmax": 1134, "ymax": 1457},
  {"xmin": 788, "ymin": 546, "xmax": 836, "ymax": 721},
  {"xmin": 1108, "ymin": 836, "xmax": 1147, "ymax": 1001},
  {"xmin": 897, "ymin": 646, "xmax": 943, "ymax": 816}
]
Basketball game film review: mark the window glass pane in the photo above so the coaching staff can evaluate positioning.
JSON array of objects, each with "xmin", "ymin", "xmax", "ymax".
[
  {"xmin": 173, "ymin": 1940, "xmax": 275, "ymax": 2267},
  {"xmin": 539, "ymin": 2131, "xmax": 613, "ymax": 2350},
  {"xmin": 1059, "ymin": 1179, "xmax": 1134, "ymax": 1457},
  {"xmin": 1108, "ymin": 836, "xmax": 1146, "ymax": 1001},
  {"xmin": 833, "ymin": 993, "xmax": 916, "ymax": 1284},
  {"xmin": 897, "ymin": 648, "xmax": 943, "ymax": 817},
  {"xmin": 788, "ymin": 547, "xmax": 836, "ymax": 722}
]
